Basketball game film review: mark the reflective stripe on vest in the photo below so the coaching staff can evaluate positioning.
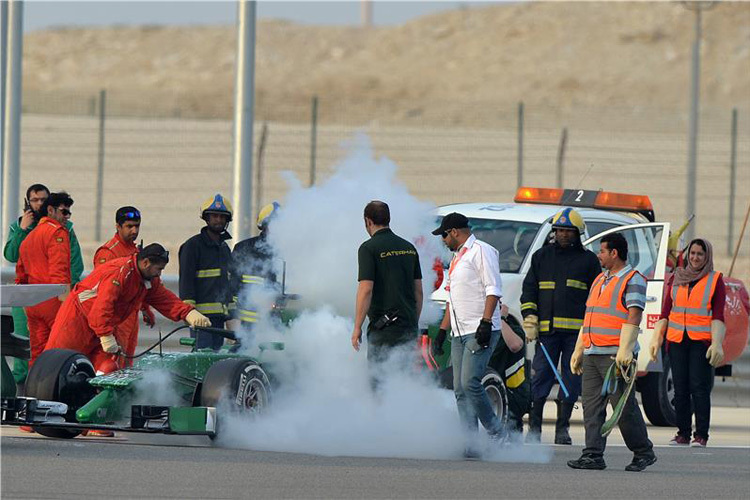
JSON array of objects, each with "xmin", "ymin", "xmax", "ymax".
[
  {"xmin": 582, "ymin": 269, "xmax": 638, "ymax": 348},
  {"xmin": 196, "ymin": 268, "xmax": 221, "ymax": 278},
  {"xmin": 194, "ymin": 302, "xmax": 226, "ymax": 315},
  {"xmin": 566, "ymin": 279, "xmax": 588, "ymax": 291},
  {"xmin": 241, "ymin": 274, "xmax": 265, "ymax": 285},
  {"xmin": 666, "ymin": 271, "xmax": 718, "ymax": 342},
  {"xmin": 237, "ymin": 309, "xmax": 258, "ymax": 323}
]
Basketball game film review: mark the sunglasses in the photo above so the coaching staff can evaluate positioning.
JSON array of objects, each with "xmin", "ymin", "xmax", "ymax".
[
  {"xmin": 122, "ymin": 210, "xmax": 141, "ymax": 219},
  {"xmin": 441, "ymin": 228, "xmax": 454, "ymax": 239},
  {"xmin": 57, "ymin": 207, "xmax": 72, "ymax": 216}
]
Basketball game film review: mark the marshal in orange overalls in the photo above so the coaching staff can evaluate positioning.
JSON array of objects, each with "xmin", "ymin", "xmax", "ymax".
[
  {"xmin": 93, "ymin": 234, "xmax": 155, "ymax": 365},
  {"xmin": 15, "ymin": 217, "xmax": 71, "ymax": 365},
  {"xmin": 46, "ymin": 255, "xmax": 193, "ymax": 373}
]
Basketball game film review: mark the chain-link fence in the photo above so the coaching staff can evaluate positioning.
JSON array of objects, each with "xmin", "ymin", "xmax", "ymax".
[{"xmin": 12, "ymin": 89, "xmax": 750, "ymax": 278}]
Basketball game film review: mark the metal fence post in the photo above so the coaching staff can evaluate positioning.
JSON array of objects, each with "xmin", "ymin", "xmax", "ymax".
[
  {"xmin": 556, "ymin": 127, "xmax": 568, "ymax": 188},
  {"xmin": 728, "ymin": 107, "xmax": 738, "ymax": 255},
  {"xmin": 94, "ymin": 89, "xmax": 106, "ymax": 242},
  {"xmin": 310, "ymin": 95, "xmax": 318, "ymax": 187},
  {"xmin": 254, "ymin": 121, "xmax": 268, "ymax": 232},
  {"xmin": 2, "ymin": 0, "xmax": 23, "ymax": 248},
  {"xmin": 517, "ymin": 101, "xmax": 524, "ymax": 189}
]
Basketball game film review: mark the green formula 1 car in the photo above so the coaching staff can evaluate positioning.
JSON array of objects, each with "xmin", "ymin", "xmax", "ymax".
[{"xmin": 1, "ymin": 326, "xmax": 280, "ymax": 439}]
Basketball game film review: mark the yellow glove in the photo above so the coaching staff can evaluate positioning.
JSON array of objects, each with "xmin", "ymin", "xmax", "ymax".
[
  {"xmin": 186, "ymin": 309, "xmax": 211, "ymax": 328},
  {"xmin": 706, "ymin": 320, "xmax": 726, "ymax": 367},
  {"xmin": 523, "ymin": 314, "xmax": 539, "ymax": 342},
  {"xmin": 615, "ymin": 323, "xmax": 640, "ymax": 368},
  {"xmin": 99, "ymin": 334, "xmax": 120, "ymax": 354},
  {"xmin": 649, "ymin": 318, "xmax": 668, "ymax": 362},
  {"xmin": 570, "ymin": 327, "xmax": 585, "ymax": 375}
]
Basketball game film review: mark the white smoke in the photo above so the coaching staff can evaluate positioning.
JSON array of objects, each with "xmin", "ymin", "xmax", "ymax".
[
  {"xmin": 221, "ymin": 135, "xmax": 551, "ymax": 462},
  {"xmin": 268, "ymin": 133, "xmax": 444, "ymax": 325}
]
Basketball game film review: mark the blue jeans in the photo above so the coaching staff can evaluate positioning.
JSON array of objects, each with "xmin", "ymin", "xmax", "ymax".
[
  {"xmin": 451, "ymin": 330, "xmax": 503, "ymax": 436},
  {"xmin": 531, "ymin": 332, "xmax": 581, "ymax": 403}
]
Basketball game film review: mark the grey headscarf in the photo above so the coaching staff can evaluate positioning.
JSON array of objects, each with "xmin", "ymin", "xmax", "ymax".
[{"xmin": 672, "ymin": 238, "xmax": 714, "ymax": 287}]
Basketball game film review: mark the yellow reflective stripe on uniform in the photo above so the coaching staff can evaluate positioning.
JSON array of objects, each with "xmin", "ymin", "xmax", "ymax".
[
  {"xmin": 539, "ymin": 281, "xmax": 555, "ymax": 290},
  {"xmin": 226, "ymin": 302, "xmax": 237, "ymax": 311},
  {"xmin": 183, "ymin": 299, "xmax": 196, "ymax": 306},
  {"xmin": 238, "ymin": 309, "xmax": 258, "ymax": 323},
  {"xmin": 521, "ymin": 302, "xmax": 537, "ymax": 311},
  {"xmin": 505, "ymin": 366, "xmax": 525, "ymax": 389},
  {"xmin": 241, "ymin": 274, "xmax": 265, "ymax": 284},
  {"xmin": 540, "ymin": 320, "xmax": 551, "ymax": 332},
  {"xmin": 195, "ymin": 302, "xmax": 225, "ymax": 314},
  {"xmin": 566, "ymin": 279, "xmax": 588, "ymax": 291},
  {"xmin": 553, "ymin": 317, "xmax": 584, "ymax": 329},
  {"xmin": 196, "ymin": 268, "xmax": 221, "ymax": 278}
]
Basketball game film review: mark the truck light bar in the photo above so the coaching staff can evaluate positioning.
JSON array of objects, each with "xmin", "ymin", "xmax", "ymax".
[{"xmin": 514, "ymin": 187, "xmax": 655, "ymax": 222}]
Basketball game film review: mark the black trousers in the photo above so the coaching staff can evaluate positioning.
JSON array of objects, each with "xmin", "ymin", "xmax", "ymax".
[
  {"xmin": 582, "ymin": 354, "xmax": 654, "ymax": 459},
  {"xmin": 668, "ymin": 333, "xmax": 714, "ymax": 440},
  {"xmin": 367, "ymin": 326, "xmax": 417, "ymax": 391},
  {"xmin": 191, "ymin": 315, "xmax": 225, "ymax": 351}
]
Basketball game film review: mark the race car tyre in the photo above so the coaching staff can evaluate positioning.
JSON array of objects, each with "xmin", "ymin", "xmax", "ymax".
[
  {"xmin": 25, "ymin": 349, "xmax": 96, "ymax": 439},
  {"xmin": 482, "ymin": 369, "xmax": 510, "ymax": 429},
  {"xmin": 639, "ymin": 352, "xmax": 676, "ymax": 427},
  {"xmin": 200, "ymin": 359, "xmax": 271, "ymax": 440}
]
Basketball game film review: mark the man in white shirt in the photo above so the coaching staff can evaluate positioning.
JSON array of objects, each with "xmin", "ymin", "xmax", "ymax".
[{"xmin": 432, "ymin": 213, "xmax": 505, "ymax": 457}]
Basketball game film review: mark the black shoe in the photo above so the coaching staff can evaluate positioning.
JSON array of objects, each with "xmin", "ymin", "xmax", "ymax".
[
  {"xmin": 625, "ymin": 455, "xmax": 657, "ymax": 472},
  {"xmin": 567, "ymin": 454, "xmax": 606, "ymax": 470}
]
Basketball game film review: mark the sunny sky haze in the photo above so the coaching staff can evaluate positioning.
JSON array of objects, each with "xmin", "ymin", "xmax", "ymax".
[{"xmin": 22, "ymin": 1, "xmax": 507, "ymax": 31}]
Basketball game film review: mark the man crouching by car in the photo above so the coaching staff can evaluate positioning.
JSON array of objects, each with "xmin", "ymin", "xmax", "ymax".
[{"xmin": 45, "ymin": 243, "xmax": 211, "ymax": 374}]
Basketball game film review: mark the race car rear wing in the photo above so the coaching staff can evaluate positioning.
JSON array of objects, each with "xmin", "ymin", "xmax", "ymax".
[{"xmin": 514, "ymin": 187, "xmax": 655, "ymax": 222}]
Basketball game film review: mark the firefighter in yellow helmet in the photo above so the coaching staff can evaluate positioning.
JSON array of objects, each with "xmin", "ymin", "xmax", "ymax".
[
  {"xmin": 520, "ymin": 207, "xmax": 601, "ymax": 444},
  {"xmin": 230, "ymin": 202, "xmax": 281, "ymax": 334},
  {"xmin": 178, "ymin": 194, "xmax": 234, "ymax": 350}
]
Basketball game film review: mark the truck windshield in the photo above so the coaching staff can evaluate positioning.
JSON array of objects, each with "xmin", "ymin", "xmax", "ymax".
[{"xmin": 468, "ymin": 218, "xmax": 541, "ymax": 273}]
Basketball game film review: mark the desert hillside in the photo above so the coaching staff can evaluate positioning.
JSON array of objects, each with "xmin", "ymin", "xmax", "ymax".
[{"xmin": 22, "ymin": 1, "xmax": 750, "ymax": 122}]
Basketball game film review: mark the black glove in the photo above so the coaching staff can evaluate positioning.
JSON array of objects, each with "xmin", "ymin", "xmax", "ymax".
[
  {"xmin": 433, "ymin": 328, "xmax": 447, "ymax": 356},
  {"xmin": 475, "ymin": 319, "xmax": 493, "ymax": 348}
]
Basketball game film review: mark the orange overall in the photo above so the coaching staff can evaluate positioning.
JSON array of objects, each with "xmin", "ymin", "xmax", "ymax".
[{"xmin": 15, "ymin": 217, "xmax": 71, "ymax": 365}]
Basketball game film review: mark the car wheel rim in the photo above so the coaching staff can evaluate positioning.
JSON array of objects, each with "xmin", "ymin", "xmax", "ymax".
[
  {"xmin": 242, "ymin": 377, "xmax": 268, "ymax": 412},
  {"xmin": 485, "ymin": 385, "xmax": 504, "ymax": 417}
]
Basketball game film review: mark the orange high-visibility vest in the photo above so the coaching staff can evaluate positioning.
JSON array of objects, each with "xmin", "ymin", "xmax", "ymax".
[
  {"xmin": 582, "ymin": 269, "xmax": 638, "ymax": 348},
  {"xmin": 666, "ymin": 271, "xmax": 719, "ymax": 342}
]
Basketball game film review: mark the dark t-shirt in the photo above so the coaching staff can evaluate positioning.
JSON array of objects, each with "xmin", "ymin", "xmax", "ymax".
[{"xmin": 358, "ymin": 228, "xmax": 422, "ymax": 331}]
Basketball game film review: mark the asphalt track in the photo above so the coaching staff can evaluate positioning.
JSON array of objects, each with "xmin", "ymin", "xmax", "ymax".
[{"xmin": 2, "ymin": 430, "xmax": 749, "ymax": 499}]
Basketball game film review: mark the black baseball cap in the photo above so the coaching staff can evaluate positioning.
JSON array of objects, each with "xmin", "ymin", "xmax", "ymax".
[
  {"xmin": 116, "ymin": 206, "xmax": 141, "ymax": 225},
  {"xmin": 138, "ymin": 243, "xmax": 169, "ymax": 264},
  {"xmin": 432, "ymin": 212, "xmax": 470, "ymax": 235}
]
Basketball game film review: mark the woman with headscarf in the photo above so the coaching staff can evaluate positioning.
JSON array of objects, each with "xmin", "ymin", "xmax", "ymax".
[{"xmin": 649, "ymin": 238, "xmax": 726, "ymax": 448}]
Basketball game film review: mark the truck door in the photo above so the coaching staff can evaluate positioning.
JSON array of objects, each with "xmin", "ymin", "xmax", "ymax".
[{"xmin": 583, "ymin": 222, "xmax": 671, "ymax": 373}]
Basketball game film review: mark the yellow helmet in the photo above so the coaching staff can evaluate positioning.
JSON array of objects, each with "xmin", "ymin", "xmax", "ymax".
[
  {"xmin": 551, "ymin": 207, "xmax": 585, "ymax": 234},
  {"xmin": 200, "ymin": 194, "xmax": 233, "ymax": 222},
  {"xmin": 257, "ymin": 202, "xmax": 280, "ymax": 230}
]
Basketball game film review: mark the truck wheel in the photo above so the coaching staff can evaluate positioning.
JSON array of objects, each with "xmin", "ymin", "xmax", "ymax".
[
  {"xmin": 200, "ymin": 359, "xmax": 271, "ymax": 440},
  {"xmin": 639, "ymin": 353, "xmax": 676, "ymax": 427},
  {"xmin": 25, "ymin": 349, "xmax": 96, "ymax": 439},
  {"xmin": 482, "ymin": 369, "xmax": 509, "ymax": 428}
]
